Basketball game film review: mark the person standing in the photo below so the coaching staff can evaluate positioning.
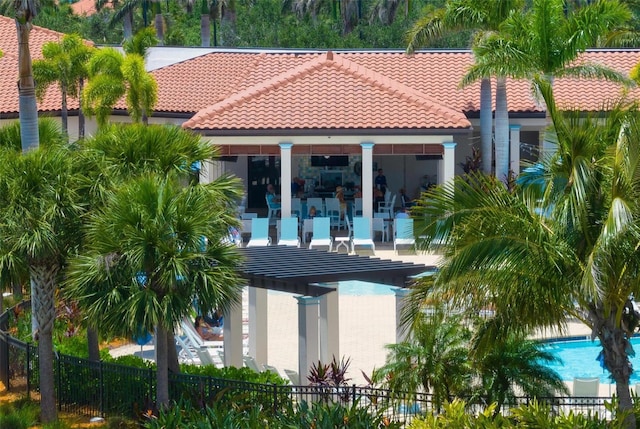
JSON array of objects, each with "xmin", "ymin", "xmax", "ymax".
[{"xmin": 375, "ymin": 168, "xmax": 387, "ymax": 193}]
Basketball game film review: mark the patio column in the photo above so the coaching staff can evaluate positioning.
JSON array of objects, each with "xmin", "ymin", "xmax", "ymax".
[
  {"xmin": 319, "ymin": 288, "xmax": 339, "ymax": 363},
  {"xmin": 280, "ymin": 142, "xmax": 293, "ymax": 218},
  {"xmin": 395, "ymin": 288, "xmax": 411, "ymax": 343},
  {"xmin": 440, "ymin": 142, "xmax": 456, "ymax": 185},
  {"xmin": 223, "ymin": 299, "xmax": 243, "ymax": 368},
  {"xmin": 248, "ymin": 286, "xmax": 268, "ymax": 367},
  {"xmin": 361, "ymin": 142, "xmax": 374, "ymax": 219},
  {"xmin": 297, "ymin": 296, "xmax": 320, "ymax": 386},
  {"xmin": 510, "ymin": 125, "xmax": 521, "ymax": 176}
]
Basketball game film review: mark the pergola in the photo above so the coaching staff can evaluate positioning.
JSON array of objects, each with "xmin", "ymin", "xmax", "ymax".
[{"xmin": 220, "ymin": 246, "xmax": 432, "ymax": 383}]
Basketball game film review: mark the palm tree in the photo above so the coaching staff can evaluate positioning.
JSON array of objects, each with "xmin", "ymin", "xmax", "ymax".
[
  {"xmin": 15, "ymin": 0, "xmax": 39, "ymax": 153},
  {"xmin": 408, "ymin": 79, "xmax": 640, "ymax": 426},
  {"xmin": 74, "ymin": 122, "xmax": 227, "ymax": 363},
  {"xmin": 406, "ymin": 0, "xmax": 524, "ymax": 177},
  {"xmin": 500, "ymin": 0, "xmax": 633, "ymax": 159},
  {"xmin": 33, "ymin": 33, "xmax": 95, "ymax": 138},
  {"xmin": 64, "ymin": 172, "xmax": 244, "ymax": 407},
  {"xmin": 83, "ymin": 35, "xmax": 158, "ymax": 127},
  {"xmin": 373, "ymin": 307, "xmax": 472, "ymax": 412},
  {"xmin": 0, "ymin": 132, "xmax": 84, "ymax": 423},
  {"xmin": 470, "ymin": 321, "xmax": 568, "ymax": 415}
]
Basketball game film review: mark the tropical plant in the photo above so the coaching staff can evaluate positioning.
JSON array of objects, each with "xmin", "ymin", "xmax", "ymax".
[
  {"xmin": 373, "ymin": 307, "xmax": 472, "ymax": 412},
  {"xmin": 64, "ymin": 172, "xmax": 244, "ymax": 407},
  {"xmin": 407, "ymin": 0, "xmax": 524, "ymax": 178},
  {"xmin": 33, "ymin": 33, "xmax": 95, "ymax": 138},
  {"xmin": 408, "ymin": 78, "xmax": 640, "ymax": 426},
  {"xmin": 82, "ymin": 38, "xmax": 158, "ymax": 127},
  {"xmin": 0, "ymin": 133, "xmax": 85, "ymax": 423}
]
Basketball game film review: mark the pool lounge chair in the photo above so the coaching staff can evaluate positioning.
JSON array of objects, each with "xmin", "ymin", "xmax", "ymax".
[
  {"xmin": 247, "ymin": 217, "xmax": 271, "ymax": 247},
  {"xmin": 351, "ymin": 217, "xmax": 375, "ymax": 254},
  {"xmin": 394, "ymin": 218, "xmax": 415, "ymax": 253},
  {"xmin": 572, "ymin": 377, "xmax": 600, "ymax": 405},
  {"xmin": 180, "ymin": 318, "xmax": 224, "ymax": 350},
  {"xmin": 277, "ymin": 217, "xmax": 301, "ymax": 247},
  {"xmin": 309, "ymin": 217, "xmax": 333, "ymax": 251}
]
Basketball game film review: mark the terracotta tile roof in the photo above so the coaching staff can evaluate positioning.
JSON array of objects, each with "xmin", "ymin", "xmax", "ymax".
[
  {"xmin": 0, "ymin": 15, "xmax": 93, "ymax": 115},
  {"xmin": 182, "ymin": 51, "xmax": 471, "ymax": 131}
]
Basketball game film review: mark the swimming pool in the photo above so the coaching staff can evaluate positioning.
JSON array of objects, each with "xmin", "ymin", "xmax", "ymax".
[
  {"xmin": 337, "ymin": 280, "xmax": 398, "ymax": 296},
  {"xmin": 543, "ymin": 337, "xmax": 640, "ymax": 383}
]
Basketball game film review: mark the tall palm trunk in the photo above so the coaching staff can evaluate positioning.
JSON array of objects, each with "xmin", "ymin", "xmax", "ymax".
[
  {"xmin": 60, "ymin": 85, "xmax": 68, "ymax": 136},
  {"xmin": 598, "ymin": 309, "xmax": 636, "ymax": 428},
  {"xmin": 540, "ymin": 74, "xmax": 556, "ymax": 160},
  {"xmin": 479, "ymin": 78, "xmax": 493, "ymax": 175},
  {"xmin": 154, "ymin": 1, "xmax": 164, "ymax": 46},
  {"xmin": 494, "ymin": 76, "xmax": 509, "ymax": 184},
  {"xmin": 16, "ymin": 17, "xmax": 39, "ymax": 153},
  {"xmin": 78, "ymin": 78, "xmax": 85, "ymax": 140},
  {"xmin": 167, "ymin": 330, "xmax": 180, "ymax": 374},
  {"xmin": 201, "ymin": 14, "xmax": 211, "ymax": 47},
  {"xmin": 31, "ymin": 263, "xmax": 60, "ymax": 423},
  {"xmin": 155, "ymin": 324, "xmax": 170, "ymax": 406},
  {"xmin": 123, "ymin": 11, "xmax": 134, "ymax": 40},
  {"xmin": 87, "ymin": 327, "xmax": 100, "ymax": 362}
]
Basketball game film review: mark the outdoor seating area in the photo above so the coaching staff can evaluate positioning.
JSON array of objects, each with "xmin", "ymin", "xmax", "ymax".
[{"xmin": 237, "ymin": 212, "xmax": 416, "ymax": 256}]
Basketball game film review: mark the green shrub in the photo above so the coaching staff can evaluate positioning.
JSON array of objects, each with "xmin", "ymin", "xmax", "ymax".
[
  {"xmin": 279, "ymin": 399, "xmax": 403, "ymax": 429},
  {"xmin": 0, "ymin": 399, "xmax": 39, "ymax": 429}
]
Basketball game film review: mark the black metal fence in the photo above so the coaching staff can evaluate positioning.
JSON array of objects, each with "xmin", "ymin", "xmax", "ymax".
[{"xmin": 0, "ymin": 302, "xmax": 611, "ymax": 424}]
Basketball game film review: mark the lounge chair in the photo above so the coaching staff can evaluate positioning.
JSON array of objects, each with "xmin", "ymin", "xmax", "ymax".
[
  {"xmin": 284, "ymin": 369, "xmax": 300, "ymax": 385},
  {"xmin": 277, "ymin": 217, "xmax": 300, "ymax": 247},
  {"xmin": 180, "ymin": 318, "xmax": 224, "ymax": 350},
  {"xmin": 351, "ymin": 217, "xmax": 375, "ymax": 254},
  {"xmin": 247, "ymin": 217, "xmax": 271, "ymax": 247},
  {"xmin": 243, "ymin": 355, "xmax": 262, "ymax": 373},
  {"xmin": 393, "ymin": 218, "xmax": 415, "ymax": 253},
  {"xmin": 306, "ymin": 198, "xmax": 324, "ymax": 217},
  {"xmin": 309, "ymin": 217, "xmax": 333, "ymax": 251},
  {"xmin": 302, "ymin": 218, "xmax": 314, "ymax": 244},
  {"xmin": 572, "ymin": 377, "xmax": 600, "ymax": 406}
]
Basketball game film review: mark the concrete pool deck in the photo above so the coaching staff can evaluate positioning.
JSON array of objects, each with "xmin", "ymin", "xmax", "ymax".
[{"xmin": 108, "ymin": 248, "xmax": 619, "ymax": 397}]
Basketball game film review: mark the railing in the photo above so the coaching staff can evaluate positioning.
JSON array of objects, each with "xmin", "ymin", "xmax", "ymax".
[{"xmin": 0, "ymin": 302, "xmax": 611, "ymax": 423}]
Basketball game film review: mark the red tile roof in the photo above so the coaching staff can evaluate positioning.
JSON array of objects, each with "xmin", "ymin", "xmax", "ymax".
[
  {"xmin": 182, "ymin": 51, "xmax": 471, "ymax": 131},
  {"xmin": 0, "ymin": 15, "xmax": 93, "ymax": 115}
]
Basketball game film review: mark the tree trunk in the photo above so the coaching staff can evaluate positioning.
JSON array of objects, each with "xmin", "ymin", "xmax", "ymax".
[
  {"xmin": 31, "ymin": 263, "xmax": 60, "ymax": 423},
  {"xmin": 540, "ymin": 74, "xmax": 556, "ymax": 160},
  {"xmin": 494, "ymin": 76, "xmax": 509, "ymax": 184},
  {"xmin": 87, "ymin": 327, "xmax": 100, "ymax": 362},
  {"xmin": 480, "ymin": 78, "xmax": 493, "ymax": 175},
  {"xmin": 16, "ymin": 19, "xmax": 39, "ymax": 153},
  {"xmin": 201, "ymin": 14, "xmax": 211, "ymax": 47},
  {"xmin": 123, "ymin": 11, "xmax": 134, "ymax": 40},
  {"xmin": 155, "ymin": 324, "xmax": 170, "ymax": 407},
  {"xmin": 167, "ymin": 329, "xmax": 180, "ymax": 374},
  {"xmin": 155, "ymin": 13, "xmax": 164, "ymax": 46},
  {"xmin": 78, "ymin": 78, "xmax": 85, "ymax": 140},
  {"xmin": 61, "ymin": 87, "xmax": 68, "ymax": 137}
]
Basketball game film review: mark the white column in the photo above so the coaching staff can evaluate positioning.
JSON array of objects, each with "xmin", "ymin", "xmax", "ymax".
[
  {"xmin": 361, "ymin": 142, "xmax": 374, "ymax": 219},
  {"xmin": 394, "ymin": 288, "xmax": 411, "ymax": 343},
  {"xmin": 297, "ymin": 296, "xmax": 320, "ymax": 386},
  {"xmin": 319, "ymin": 289, "xmax": 339, "ymax": 363},
  {"xmin": 441, "ymin": 142, "xmax": 457, "ymax": 185},
  {"xmin": 223, "ymin": 301, "xmax": 243, "ymax": 368},
  {"xmin": 248, "ymin": 286, "xmax": 268, "ymax": 367},
  {"xmin": 510, "ymin": 125, "xmax": 521, "ymax": 176},
  {"xmin": 280, "ymin": 142, "xmax": 293, "ymax": 218}
]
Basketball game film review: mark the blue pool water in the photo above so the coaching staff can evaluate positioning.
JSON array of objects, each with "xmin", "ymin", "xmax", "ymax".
[
  {"xmin": 543, "ymin": 337, "xmax": 640, "ymax": 383},
  {"xmin": 338, "ymin": 280, "xmax": 398, "ymax": 296}
]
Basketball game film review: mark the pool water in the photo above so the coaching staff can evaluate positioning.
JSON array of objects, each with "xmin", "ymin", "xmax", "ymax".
[
  {"xmin": 338, "ymin": 280, "xmax": 398, "ymax": 296},
  {"xmin": 543, "ymin": 337, "xmax": 640, "ymax": 383}
]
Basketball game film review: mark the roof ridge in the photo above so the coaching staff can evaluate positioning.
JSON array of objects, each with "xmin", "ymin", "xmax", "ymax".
[
  {"xmin": 0, "ymin": 14, "xmax": 65, "ymax": 40},
  {"xmin": 183, "ymin": 52, "xmax": 332, "ymax": 127},
  {"xmin": 329, "ymin": 52, "xmax": 466, "ymax": 122}
]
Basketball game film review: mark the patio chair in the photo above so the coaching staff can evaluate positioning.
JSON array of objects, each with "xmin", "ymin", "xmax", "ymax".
[
  {"xmin": 309, "ymin": 217, "xmax": 333, "ymax": 251},
  {"xmin": 572, "ymin": 377, "xmax": 600, "ymax": 405},
  {"xmin": 351, "ymin": 217, "xmax": 375, "ymax": 254},
  {"xmin": 291, "ymin": 198, "xmax": 302, "ymax": 218},
  {"xmin": 377, "ymin": 193, "xmax": 396, "ymax": 218},
  {"xmin": 372, "ymin": 213, "xmax": 389, "ymax": 242},
  {"xmin": 302, "ymin": 218, "xmax": 313, "ymax": 244},
  {"xmin": 394, "ymin": 218, "xmax": 415, "ymax": 253},
  {"xmin": 266, "ymin": 195, "xmax": 280, "ymax": 225},
  {"xmin": 306, "ymin": 198, "xmax": 324, "ymax": 217},
  {"xmin": 247, "ymin": 217, "xmax": 271, "ymax": 247},
  {"xmin": 351, "ymin": 198, "xmax": 363, "ymax": 217},
  {"xmin": 277, "ymin": 217, "xmax": 301, "ymax": 247},
  {"xmin": 325, "ymin": 197, "xmax": 346, "ymax": 230}
]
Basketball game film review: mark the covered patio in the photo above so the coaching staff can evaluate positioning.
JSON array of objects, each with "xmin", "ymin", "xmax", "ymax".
[{"xmin": 220, "ymin": 245, "xmax": 432, "ymax": 384}]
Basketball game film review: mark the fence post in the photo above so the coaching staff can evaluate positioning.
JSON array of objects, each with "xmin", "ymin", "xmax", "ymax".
[
  {"xmin": 0, "ymin": 332, "xmax": 8, "ymax": 389},
  {"xmin": 352, "ymin": 384, "xmax": 356, "ymax": 404},
  {"xmin": 272, "ymin": 383, "xmax": 278, "ymax": 414},
  {"xmin": 149, "ymin": 368, "xmax": 154, "ymax": 405},
  {"xmin": 99, "ymin": 361, "xmax": 104, "ymax": 417},
  {"xmin": 26, "ymin": 342, "xmax": 31, "ymax": 397},
  {"xmin": 57, "ymin": 353, "xmax": 62, "ymax": 411}
]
